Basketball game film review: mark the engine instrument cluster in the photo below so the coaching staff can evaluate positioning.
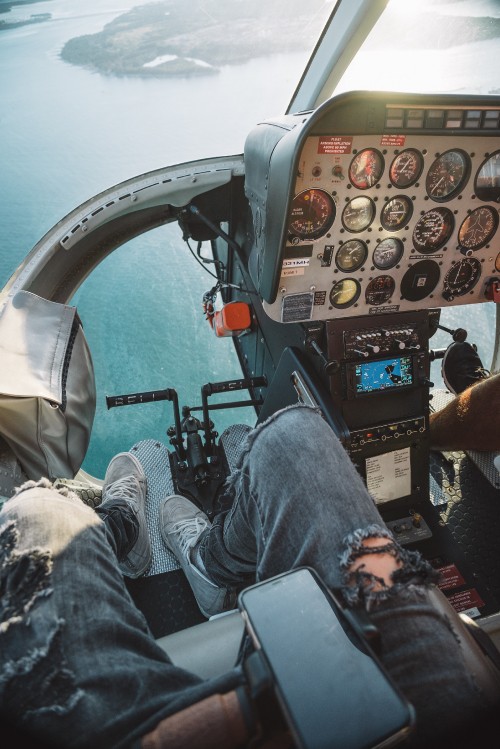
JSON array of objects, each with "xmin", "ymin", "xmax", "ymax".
[{"xmin": 253, "ymin": 97, "xmax": 500, "ymax": 323}]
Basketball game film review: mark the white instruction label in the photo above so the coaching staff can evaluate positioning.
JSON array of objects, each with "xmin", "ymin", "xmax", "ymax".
[{"xmin": 366, "ymin": 448, "xmax": 411, "ymax": 503}]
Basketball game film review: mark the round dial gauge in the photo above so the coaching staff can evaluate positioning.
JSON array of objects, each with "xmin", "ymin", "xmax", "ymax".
[
  {"xmin": 425, "ymin": 149, "xmax": 470, "ymax": 202},
  {"xmin": 288, "ymin": 189, "xmax": 336, "ymax": 240},
  {"xmin": 389, "ymin": 149, "xmax": 424, "ymax": 188},
  {"xmin": 342, "ymin": 196, "xmax": 376, "ymax": 232},
  {"xmin": 329, "ymin": 279, "xmax": 361, "ymax": 308},
  {"xmin": 442, "ymin": 258, "xmax": 482, "ymax": 301},
  {"xmin": 400, "ymin": 260, "xmax": 440, "ymax": 302},
  {"xmin": 475, "ymin": 151, "xmax": 500, "ymax": 202},
  {"xmin": 496, "ymin": 252, "xmax": 500, "ymax": 273},
  {"xmin": 365, "ymin": 275, "xmax": 395, "ymax": 306},
  {"xmin": 380, "ymin": 195, "xmax": 413, "ymax": 230},
  {"xmin": 373, "ymin": 238, "xmax": 404, "ymax": 270},
  {"xmin": 349, "ymin": 149, "xmax": 384, "ymax": 189},
  {"xmin": 413, "ymin": 207, "xmax": 454, "ymax": 253},
  {"xmin": 458, "ymin": 206, "xmax": 499, "ymax": 251},
  {"xmin": 335, "ymin": 240, "xmax": 368, "ymax": 272}
]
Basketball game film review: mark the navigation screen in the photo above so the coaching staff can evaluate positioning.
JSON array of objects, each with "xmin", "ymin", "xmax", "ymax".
[{"xmin": 355, "ymin": 356, "xmax": 413, "ymax": 394}]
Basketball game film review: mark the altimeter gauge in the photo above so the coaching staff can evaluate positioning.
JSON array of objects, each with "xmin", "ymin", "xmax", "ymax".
[
  {"xmin": 373, "ymin": 238, "xmax": 404, "ymax": 270},
  {"xmin": 349, "ymin": 149, "xmax": 384, "ymax": 189},
  {"xmin": 288, "ymin": 189, "xmax": 336, "ymax": 240},
  {"xmin": 425, "ymin": 149, "xmax": 470, "ymax": 202},
  {"xmin": 335, "ymin": 240, "xmax": 368, "ymax": 272},
  {"xmin": 458, "ymin": 206, "xmax": 498, "ymax": 251},
  {"xmin": 442, "ymin": 257, "xmax": 482, "ymax": 300},
  {"xmin": 389, "ymin": 149, "xmax": 424, "ymax": 188},
  {"xmin": 413, "ymin": 207, "xmax": 454, "ymax": 253}
]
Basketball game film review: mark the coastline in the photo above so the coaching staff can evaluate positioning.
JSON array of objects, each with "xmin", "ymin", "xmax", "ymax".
[
  {"xmin": 59, "ymin": 0, "xmax": 325, "ymax": 78},
  {"xmin": 0, "ymin": 0, "xmax": 51, "ymax": 30}
]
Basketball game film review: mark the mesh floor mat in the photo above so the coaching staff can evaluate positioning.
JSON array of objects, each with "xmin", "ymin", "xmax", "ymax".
[
  {"xmin": 129, "ymin": 439, "xmax": 178, "ymax": 575},
  {"xmin": 129, "ymin": 425, "xmax": 253, "ymax": 576}
]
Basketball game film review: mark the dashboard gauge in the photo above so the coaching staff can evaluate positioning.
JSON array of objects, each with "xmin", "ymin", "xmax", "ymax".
[
  {"xmin": 400, "ymin": 260, "xmax": 440, "ymax": 301},
  {"xmin": 365, "ymin": 275, "xmax": 395, "ymax": 306},
  {"xmin": 389, "ymin": 149, "xmax": 424, "ymax": 188},
  {"xmin": 380, "ymin": 195, "xmax": 413, "ymax": 230},
  {"xmin": 412, "ymin": 207, "xmax": 454, "ymax": 253},
  {"xmin": 372, "ymin": 238, "xmax": 404, "ymax": 270},
  {"xmin": 425, "ymin": 149, "xmax": 470, "ymax": 201},
  {"xmin": 496, "ymin": 252, "xmax": 500, "ymax": 272},
  {"xmin": 442, "ymin": 258, "xmax": 482, "ymax": 300},
  {"xmin": 342, "ymin": 196, "xmax": 376, "ymax": 232},
  {"xmin": 474, "ymin": 151, "xmax": 500, "ymax": 202},
  {"xmin": 288, "ymin": 189, "xmax": 336, "ymax": 240},
  {"xmin": 329, "ymin": 279, "xmax": 361, "ymax": 309},
  {"xmin": 349, "ymin": 149, "xmax": 384, "ymax": 189},
  {"xmin": 458, "ymin": 206, "xmax": 499, "ymax": 251},
  {"xmin": 335, "ymin": 240, "xmax": 368, "ymax": 272}
]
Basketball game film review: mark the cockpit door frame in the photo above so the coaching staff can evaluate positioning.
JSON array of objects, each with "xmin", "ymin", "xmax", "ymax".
[{"xmin": 286, "ymin": 0, "xmax": 389, "ymax": 115}]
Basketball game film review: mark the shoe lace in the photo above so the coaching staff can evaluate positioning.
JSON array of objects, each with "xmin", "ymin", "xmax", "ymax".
[
  {"xmin": 168, "ymin": 516, "xmax": 210, "ymax": 558},
  {"xmin": 103, "ymin": 475, "xmax": 140, "ymax": 503}
]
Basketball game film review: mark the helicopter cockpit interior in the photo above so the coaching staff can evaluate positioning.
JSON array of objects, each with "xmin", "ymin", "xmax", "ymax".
[{"xmin": 1, "ymin": 0, "xmax": 500, "ymax": 745}]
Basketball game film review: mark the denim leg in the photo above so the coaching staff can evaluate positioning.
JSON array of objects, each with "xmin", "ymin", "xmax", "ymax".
[
  {"xmin": 0, "ymin": 480, "xmax": 241, "ymax": 748},
  {"xmin": 200, "ymin": 404, "xmax": 387, "ymax": 589},
  {"xmin": 200, "ymin": 406, "xmax": 492, "ymax": 744}
]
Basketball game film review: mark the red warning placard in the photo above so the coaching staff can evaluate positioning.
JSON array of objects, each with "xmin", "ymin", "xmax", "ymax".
[
  {"xmin": 318, "ymin": 136, "xmax": 353, "ymax": 155},
  {"xmin": 446, "ymin": 588, "xmax": 485, "ymax": 613},
  {"xmin": 436, "ymin": 563, "xmax": 466, "ymax": 591},
  {"xmin": 380, "ymin": 134, "xmax": 406, "ymax": 147}
]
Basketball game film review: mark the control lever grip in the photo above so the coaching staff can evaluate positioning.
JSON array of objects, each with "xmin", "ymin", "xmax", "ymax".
[
  {"xmin": 106, "ymin": 388, "xmax": 176, "ymax": 409},
  {"xmin": 106, "ymin": 387, "xmax": 185, "ymax": 460},
  {"xmin": 429, "ymin": 348, "xmax": 447, "ymax": 361}
]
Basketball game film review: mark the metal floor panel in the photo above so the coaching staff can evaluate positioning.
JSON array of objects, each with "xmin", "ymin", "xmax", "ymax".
[{"xmin": 430, "ymin": 449, "xmax": 500, "ymax": 604}]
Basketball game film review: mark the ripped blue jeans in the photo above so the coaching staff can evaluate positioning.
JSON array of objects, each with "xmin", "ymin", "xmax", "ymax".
[
  {"xmin": 200, "ymin": 405, "xmax": 489, "ymax": 741},
  {"xmin": 0, "ymin": 406, "xmax": 489, "ymax": 747}
]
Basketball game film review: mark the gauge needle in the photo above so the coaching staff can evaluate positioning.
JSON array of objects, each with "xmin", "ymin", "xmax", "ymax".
[{"xmin": 432, "ymin": 176, "xmax": 445, "ymax": 192}]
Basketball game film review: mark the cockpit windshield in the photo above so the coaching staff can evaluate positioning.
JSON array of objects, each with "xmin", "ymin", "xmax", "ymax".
[{"xmin": 334, "ymin": 0, "xmax": 500, "ymax": 98}]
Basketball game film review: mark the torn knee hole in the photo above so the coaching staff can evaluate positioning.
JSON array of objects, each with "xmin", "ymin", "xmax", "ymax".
[
  {"xmin": 345, "ymin": 537, "xmax": 402, "ymax": 595},
  {"xmin": 1, "ymin": 521, "xmax": 53, "ymax": 632},
  {"xmin": 340, "ymin": 525, "xmax": 439, "ymax": 606}
]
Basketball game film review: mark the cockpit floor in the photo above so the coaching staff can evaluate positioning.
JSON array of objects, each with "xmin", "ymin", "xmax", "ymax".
[{"xmin": 430, "ymin": 449, "xmax": 500, "ymax": 605}]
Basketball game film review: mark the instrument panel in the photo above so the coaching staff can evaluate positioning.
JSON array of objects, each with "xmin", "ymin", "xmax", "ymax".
[{"xmin": 254, "ymin": 100, "xmax": 500, "ymax": 323}]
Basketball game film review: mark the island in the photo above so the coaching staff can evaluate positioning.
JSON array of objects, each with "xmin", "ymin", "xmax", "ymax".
[
  {"xmin": 59, "ymin": 0, "xmax": 500, "ymax": 81},
  {"xmin": 60, "ymin": 0, "xmax": 327, "ymax": 78},
  {"xmin": 0, "ymin": 0, "xmax": 52, "ymax": 30}
]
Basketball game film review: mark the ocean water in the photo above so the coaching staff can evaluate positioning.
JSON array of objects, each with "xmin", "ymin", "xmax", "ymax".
[
  {"xmin": 0, "ymin": 0, "xmax": 314, "ymax": 477},
  {"xmin": 0, "ymin": 0, "xmax": 497, "ymax": 477}
]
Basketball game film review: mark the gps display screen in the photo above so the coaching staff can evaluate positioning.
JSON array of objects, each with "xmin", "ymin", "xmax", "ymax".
[{"xmin": 355, "ymin": 356, "xmax": 413, "ymax": 394}]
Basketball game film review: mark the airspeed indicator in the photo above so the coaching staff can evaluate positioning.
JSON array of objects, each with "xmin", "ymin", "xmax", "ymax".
[{"xmin": 389, "ymin": 149, "xmax": 424, "ymax": 188}]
